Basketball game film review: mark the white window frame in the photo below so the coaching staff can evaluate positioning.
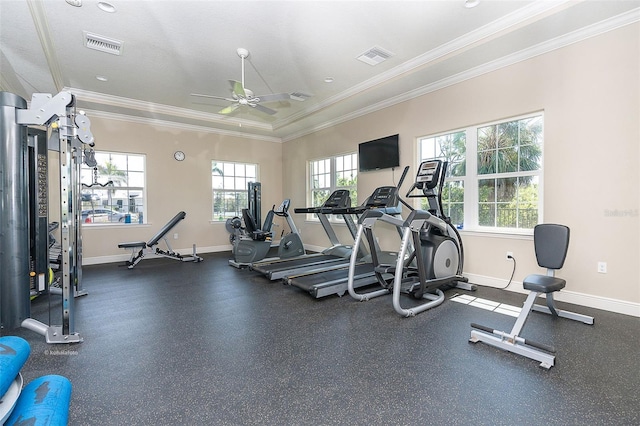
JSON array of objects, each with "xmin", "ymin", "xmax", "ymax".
[
  {"xmin": 418, "ymin": 112, "xmax": 543, "ymax": 234},
  {"xmin": 80, "ymin": 151, "xmax": 146, "ymax": 226},
  {"xmin": 211, "ymin": 160, "xmax": 258, "ymax": 222},
  {"xmin": 307, "ymin": 152, "xmax": 358, "ymax": 220},
  {"xmin": 419, "ymin": 129, "xmax": 467, "ymax": 228}
]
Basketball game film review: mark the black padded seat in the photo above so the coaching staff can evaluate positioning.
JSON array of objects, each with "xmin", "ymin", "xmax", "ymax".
[
  {"xmin": 241, "ymin": 209, "xmax": 272, "ymax": 241},
  {"xmin": 522, "ymin": 223, "xmax": 570, "ymax": 294},
  {"xmin": 469, "ymin": 223, "xmax": 594, "ymax": 369},
  {"xmin": 523, "ymin": 274, "xmax": 566, "ymax": 293},
  {"xmin": 118, "ymin": 241, "xmax": 147, "ymax": 249}
]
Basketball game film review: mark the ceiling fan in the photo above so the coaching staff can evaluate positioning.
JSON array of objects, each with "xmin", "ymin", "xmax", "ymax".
[{"xmin": 191, "ymin": 48, "xmax": 292, "ymax": 116}]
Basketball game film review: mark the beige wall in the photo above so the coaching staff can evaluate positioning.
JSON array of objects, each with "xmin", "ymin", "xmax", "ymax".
[
  {"xmin": 283, "ymin": 24, "xmax": 639, "ymax": 310},
  {"xmin": 78, "ymin": 118, "xmax": 283, "ymax": 262}
]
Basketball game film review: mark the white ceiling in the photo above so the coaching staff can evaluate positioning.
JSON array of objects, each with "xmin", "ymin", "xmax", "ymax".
[{"xmin": 1, "ymin": 0, "xmax": 639, "ymax": 142}]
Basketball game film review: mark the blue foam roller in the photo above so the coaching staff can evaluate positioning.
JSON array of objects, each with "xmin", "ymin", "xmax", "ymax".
[
  {"xmin": 0, "ymin": 336, "xmax": 31, "ymax": 396},
  {"xmin": 5, "ymin": 375, "xmax": 72, "ymax": 426}
]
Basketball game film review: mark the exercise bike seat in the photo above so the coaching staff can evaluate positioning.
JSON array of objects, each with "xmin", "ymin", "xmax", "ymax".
[{"xmin": 241, "ymin": 209, "xmax": 272, "ymax": 241}]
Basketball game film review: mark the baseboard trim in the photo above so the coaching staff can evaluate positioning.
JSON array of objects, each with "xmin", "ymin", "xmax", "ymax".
[
  {"xmin": 464, "ymin": 273, "xmax": 640, "ymax": 318},
  {"xmin": 82, "ymin": 244, "xmax": 232, "ymax": 266}
]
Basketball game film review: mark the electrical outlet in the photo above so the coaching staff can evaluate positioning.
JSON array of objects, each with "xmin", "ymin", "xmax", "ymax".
[
  {"xmin": 506, "ymin": 251, "xmax": 513, "ymax": 260},
  {"xmin": 597, "ymin": 261, "xmax": 607, "ymax": 274},
  {"xmin": 173, "ymin": 233, "xmax": 178, "ymax": 240}
]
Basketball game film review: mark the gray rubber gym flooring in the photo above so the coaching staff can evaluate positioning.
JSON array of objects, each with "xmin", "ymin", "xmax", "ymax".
[{"xmin": 10, "ymin": 252, "xmax": 640, "ymax": 425}]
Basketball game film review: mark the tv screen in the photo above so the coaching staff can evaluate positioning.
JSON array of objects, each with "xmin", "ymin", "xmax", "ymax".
[{"xmin": 358, "ymin": 134, "xmax": 400, "ymax": 172}]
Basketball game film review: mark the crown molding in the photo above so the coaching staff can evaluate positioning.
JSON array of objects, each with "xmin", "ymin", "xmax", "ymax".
[
  {"xmin": 83, "ymin": 108, "xmax": 282, "ymax": 143},
  {"xmin": 26, "ymin": 0, "xmax": 64, "ymax": 91},
  {"xmin": 67, "ymin": 87, "xmax": 274, "ymax": 132},
  {"xmin": 282, "ymin": 7, "xmax": 640, "ymax": 142},
  {"xmin": 274, "ymin": 0, "xmax": 573, "ymax": 131},
  {"xmin": 39, "ymin": 3, "xmax": 637, "ymax": 143}
]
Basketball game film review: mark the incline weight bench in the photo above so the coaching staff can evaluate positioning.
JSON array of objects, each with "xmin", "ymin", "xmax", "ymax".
[{"xmin": 118, "ymin": 211, "xmax": 203, "ymax": 269}]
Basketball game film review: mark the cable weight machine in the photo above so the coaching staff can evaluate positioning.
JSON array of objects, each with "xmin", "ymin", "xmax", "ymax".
[{"xmin": 1, "ymin": 91, "xmax": 94, "ymax": 343}]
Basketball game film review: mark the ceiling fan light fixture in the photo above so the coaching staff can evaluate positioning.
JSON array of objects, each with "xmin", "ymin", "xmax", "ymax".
[
  {"xmin": 191, "ymin": 48, "xmax": 299, "ymax": 117},
  {"xmin": 237, "ymin": 48, "xmax": 249, "ymax": 59}
]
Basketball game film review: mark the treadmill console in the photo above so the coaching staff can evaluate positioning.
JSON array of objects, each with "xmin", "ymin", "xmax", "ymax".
[
  {"xmin": 293, "ymin": 189, "xmax": 351, "ymax": 215},
  {"xmin": 366, "ymin": 186, "xmax": 397, "ymax": 208},
  {"xmin": 323, "ymin": 189, "xmax": 351, "ymax": 208}
]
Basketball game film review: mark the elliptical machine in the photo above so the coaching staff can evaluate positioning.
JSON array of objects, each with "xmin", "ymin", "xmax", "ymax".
[
  {"xmin": 347, "ymin": 159, "xmax": 475, "ymax": 317},
  {"xmin": 228, "ymin": 199, "xmax": 305, "ymax": 268}
]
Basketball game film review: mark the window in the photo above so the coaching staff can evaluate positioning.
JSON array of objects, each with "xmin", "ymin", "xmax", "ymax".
[
  {"xmin": 419, "ymin": 131, "xmax": 466, "ymax": 227},
  {"xmin": 419, "ymin": 113, "xmax": 543, "ymax": 232},
  {"xmin": 80, "ymin": 152, "xmax": 146, "ymax": 224},
  {"xmin": 309, "ymin": 153, "xmax": 357, "ymax": 214},
  {"xmin": 212, "ymin": 161, "xmax": 258, "ymax": 222}
]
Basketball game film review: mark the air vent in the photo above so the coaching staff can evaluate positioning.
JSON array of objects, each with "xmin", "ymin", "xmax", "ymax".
[
  {"xmin": 290, "ymin": 92, "xmax": 312, "ymax": 102},
  {"xmin": 356, "ymin": 46, "xmax": 393, "ymax": 66},
  {"xmin": 83, "ymin": 31, "xmax": 123, "ymax": 55}
]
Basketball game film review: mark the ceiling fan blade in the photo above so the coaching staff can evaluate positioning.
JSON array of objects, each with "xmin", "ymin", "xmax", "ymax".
[
  {"xmin": 218, "ymin": 104, "xmax": 241, "ymax": 115},
  {"xmin": 229, "ymin": 80, "xmax": 246, "ymax": 98},
  {"xmin": 190, "ymin": 93, "xmax": 234, "ymax": 102},
  {"xmin": 255, "ymin": 93, "xmax": 291, "ymax": 103},
  {"xmin": 253, "ymin": 104, "xmax": 277, "ymax": 115}
]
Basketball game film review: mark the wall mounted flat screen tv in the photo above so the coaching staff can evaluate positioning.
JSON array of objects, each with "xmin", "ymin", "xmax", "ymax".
[{"xmin": 358, "ymin": 134, "xmax": 400, "ymax": 172}]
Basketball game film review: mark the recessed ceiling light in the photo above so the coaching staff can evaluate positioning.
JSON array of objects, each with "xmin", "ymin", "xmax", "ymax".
[
  {"xmin": 464, "ymin": 0, "xmax": 480, "ymax": 8},
  {"xmin": 65, "ymin": 0, "xmax": 82, "ymax": 7},
  {"xmin": 96, "ymin": 75, "xmax": 108, "ymax": 82},
  {"xmin": 324, "ymin": 77, "xmax": 334, "ymax": 83},
  {"xmin": 97, "ymin": 1, "xmax": 116, "ymax": 13}
]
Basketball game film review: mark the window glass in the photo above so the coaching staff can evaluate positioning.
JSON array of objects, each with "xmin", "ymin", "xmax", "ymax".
[
  {"xmin": 308, "ymin": 153, "xmax": 357, "ymax": 219},
  {"xmin": 80, "ymin": 151, "xmax": 146, "ymax": 225},
  {"xmin": 212, "ymin": 161, "xmax": 258, "ymax": 221},
  {"xmin": 419, "ymin": 130, "xmax": 466, "ymax": 228},
  {"xmin": 418, "ymin": 113, "xmax": 542, "ymax": 232}
]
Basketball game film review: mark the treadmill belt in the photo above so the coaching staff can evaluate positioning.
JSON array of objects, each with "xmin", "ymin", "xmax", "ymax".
[
  {"xmin": 287, "ymin": 263, "xmax": 379, "ymax": 299},
  {"xmin": 251, "ymin": 254, "xmax": 350, "ymax": 280}
]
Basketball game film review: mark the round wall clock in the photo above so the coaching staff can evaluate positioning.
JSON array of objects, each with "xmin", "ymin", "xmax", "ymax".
[{"xmin": 174, "ymin": 151, "xmax": 185, "ymax": 161}]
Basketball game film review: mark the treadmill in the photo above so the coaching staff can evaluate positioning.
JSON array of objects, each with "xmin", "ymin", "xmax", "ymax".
[
  {"xmin": 250, "ymin": 189, "xmax": 362, "ymax": 281},
  {"xmin": 285, "ymin": 167, "xmax": 410, "ymax": 298}
]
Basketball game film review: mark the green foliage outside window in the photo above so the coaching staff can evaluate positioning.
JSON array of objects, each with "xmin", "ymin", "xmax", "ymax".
[
  {"xmin": 212, "ymin": 161, "xmax": 256, "ymax": 221},
  {"xmin": 420, "ymin": 114, "xmax": 542, "ymax": 230},
  {"xmin": 477, "ymin": 116, "xmax": 542, "ymax": 229}
]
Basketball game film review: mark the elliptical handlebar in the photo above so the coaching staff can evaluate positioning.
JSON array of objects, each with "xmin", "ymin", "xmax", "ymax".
[{"xmin": 396, "ymin": 166, "xmax": 410, "ymax": 191}]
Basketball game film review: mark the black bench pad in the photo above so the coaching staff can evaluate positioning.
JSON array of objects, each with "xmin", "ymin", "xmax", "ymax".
[{"xmin": 118, "ymin": 241, "xmax": 147, "ymax": 249}]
